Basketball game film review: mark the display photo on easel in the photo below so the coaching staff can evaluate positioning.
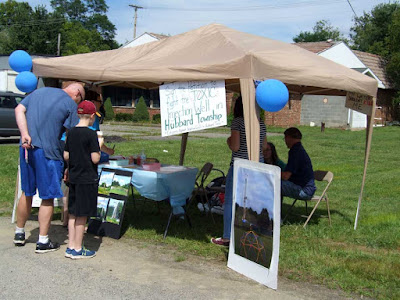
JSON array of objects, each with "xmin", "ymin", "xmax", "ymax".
[
  {"xmin": 98, "ymin": 169, "xmax": 114, "ymax": 195},
  {"xmin": 94, "ymin": 196, "xmax": 109, "ymax": 221},
  {"xmin": 110, "ymin": 174, "xmax": 131, "ymax": 197},
  {"xmin": 105, "ymin": 198, "xmax": 124, "ymax": 225},
  {"xmin": 227, "ymin": 158, "xmax": 281, "ymax": 290}
]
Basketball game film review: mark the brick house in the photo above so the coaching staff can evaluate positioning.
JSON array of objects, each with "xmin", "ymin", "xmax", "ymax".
[{"xmin": 264, "ymin": 41, "xmax": 395, "ymax": 128}]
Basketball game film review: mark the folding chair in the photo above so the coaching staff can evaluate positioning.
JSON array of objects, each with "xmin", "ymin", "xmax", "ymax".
[
  {"xmin": 189, "ymin": 162, "xmax": 225, "ymax": 222},
  {"xmin": 283, "ymin": 170, "xmax": 333, "ymax": 227}
]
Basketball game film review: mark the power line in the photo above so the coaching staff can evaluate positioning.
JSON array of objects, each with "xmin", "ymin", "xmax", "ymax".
[
  {"xmin": 346, "ymin": 0, "xmax": 358, "ymax": 18},
  {"xmin": 0, "ymin": 18, "xmax": 66, "ymax": 28},
  {"xmin": 144, "ymin": 0, "xmax": 355, "ymax": 12}
]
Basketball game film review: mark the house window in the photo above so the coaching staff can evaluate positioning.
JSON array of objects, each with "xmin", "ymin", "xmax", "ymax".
[{"xmin": 103, "ymin": 86, "xmax": 160, "ymax": 108}]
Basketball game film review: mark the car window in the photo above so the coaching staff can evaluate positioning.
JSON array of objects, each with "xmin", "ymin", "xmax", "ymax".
[
  {"xmin": 0, "ymin": 95, "xmax": 23, "ymax": 108},
  {"xmin": 15, "ymin": 96, "xmax": 24, "ymax": 104}
]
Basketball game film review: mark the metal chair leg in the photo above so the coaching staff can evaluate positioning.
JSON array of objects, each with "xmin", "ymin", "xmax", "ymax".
[
  {"xmin": 204, "ymin": 192, "xmax": 215, "ymax": 223},
  {"xmin": 183, "ymin": 204, "xmax": 192, "ymax": 228},
  {"xmin": 282, "ymin": 198, "xmax": 298, "ymax": 223},
  {"xmin": 163, "ymin": 211, "xmax": 173, "ymax": 239},
  {"xmin": 325, "ymin": 195, "xmax": 332, "ymax": 226}
]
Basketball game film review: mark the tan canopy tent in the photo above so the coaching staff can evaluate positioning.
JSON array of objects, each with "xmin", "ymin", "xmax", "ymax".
[{"xmin": 33, "ymin": 24, "xmax": 378, "ymax": 228}]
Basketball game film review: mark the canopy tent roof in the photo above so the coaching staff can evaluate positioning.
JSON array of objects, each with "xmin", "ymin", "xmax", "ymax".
[
  {"xmin": 33, "ymin": 23, "xmax": 377, "ymax": 228},
  {"xmin": 33, "ymin": 23, "xmax": 377, "ymax": 97}
]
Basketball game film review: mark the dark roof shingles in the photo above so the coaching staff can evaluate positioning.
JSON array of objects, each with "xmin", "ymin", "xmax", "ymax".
[{"xmin": 294, "ymin": 42, "xmax": 391, "ymax": 88}]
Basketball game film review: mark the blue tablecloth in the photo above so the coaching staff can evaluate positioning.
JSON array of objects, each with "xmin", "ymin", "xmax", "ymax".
[{"xmin": 98, "ymin": 164, "xmax": 198, "ymax": 215}]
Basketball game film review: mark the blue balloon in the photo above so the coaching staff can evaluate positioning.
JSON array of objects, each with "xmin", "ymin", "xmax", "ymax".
[
  {"xmin": 8, "ymin": 50, "xmax": 32, "ymax": 72},
  {"xmin": 15, "ymin": 71, "xmax": 37, "ymax": 93},
  {"xmin": 256, "ymin": 79, "xmax": 289, "ymax": 112}
]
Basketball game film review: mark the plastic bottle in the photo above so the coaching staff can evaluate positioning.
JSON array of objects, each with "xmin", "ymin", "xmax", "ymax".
[{"xmin": 140, "ymin": 149, "xmax": 146, "ymax": 165}]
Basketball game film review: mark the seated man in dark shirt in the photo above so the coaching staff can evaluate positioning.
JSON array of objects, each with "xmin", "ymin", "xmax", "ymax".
[{"xmin": 281, "ymin": 127, "xmax": 316, "ymax": 200}]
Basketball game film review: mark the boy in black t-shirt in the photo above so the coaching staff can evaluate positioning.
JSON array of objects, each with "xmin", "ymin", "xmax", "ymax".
[{"xmin": 64, "ymin": 101, "xmax": 103, "ymax": 259}]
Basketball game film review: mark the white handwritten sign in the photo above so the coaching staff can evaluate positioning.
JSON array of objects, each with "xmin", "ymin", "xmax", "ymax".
[
  {"xmin": 345, "ymin": 92, "xmax": 373, "ymax": 116},
  {"xmin": 159, "ymin": 80, "xmax": 227, "ymax": 137}
]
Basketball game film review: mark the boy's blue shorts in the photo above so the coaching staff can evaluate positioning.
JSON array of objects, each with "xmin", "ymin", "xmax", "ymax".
[{"xmin": 19, "ymin": 147, "xmax": 64, "ymax": 199}]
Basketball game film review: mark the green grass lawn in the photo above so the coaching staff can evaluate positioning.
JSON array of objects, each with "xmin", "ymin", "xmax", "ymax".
[{"xmin": 1, "ymin": 125, "xmax": 399, "ymax": 299}]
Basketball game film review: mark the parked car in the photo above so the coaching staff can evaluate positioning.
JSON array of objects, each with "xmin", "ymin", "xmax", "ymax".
[{"xmin": 0, "ymin": 91, "xmax": 25, "ymax": 137}]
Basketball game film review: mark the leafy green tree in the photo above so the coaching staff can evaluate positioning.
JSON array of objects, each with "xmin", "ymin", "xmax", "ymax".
[
  {"xmin": 0, "ymin": 1, "xmax": 65, "ymax": 54},
  {"xmin": 0, "ymin": 0, "xmax": 118, "ymax": 55},
  {"xmin": 103, "ymin": 97, "xmax": 114, "ymax": 121},
  {"xmin": 50, "ymin": 0, "xmax": 118, "ymax": 49},
  {"xmin": 61, "ymin": 21, "xmax": 112, "ymax": 55},
  {"xmin": 350, "ymin": 3, "xmax": 399, "ymax": 56},
  {"xmin": 132, "ymin": 96, "xmax": 150, "ymax": 122},
  {"xmin": 293, "ymin": 20, "xmax": 348, "ymax": 43}
]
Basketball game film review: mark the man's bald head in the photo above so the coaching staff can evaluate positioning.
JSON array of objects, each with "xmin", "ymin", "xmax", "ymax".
[{"xmin": 63, "ymin": 82, "xmax": 85, "ymax": 104}]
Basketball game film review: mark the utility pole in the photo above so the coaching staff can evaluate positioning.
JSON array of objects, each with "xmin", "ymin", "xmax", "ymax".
[
  {"xmin": 129, "ymin": 4, "xmax": 143, "ymax": 39},
  {"xmin": 57, "ymin": 33, "xmax": 61, "ymax": 56}
]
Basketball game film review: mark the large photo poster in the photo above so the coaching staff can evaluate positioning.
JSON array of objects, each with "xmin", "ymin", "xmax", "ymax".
[
  {"xmin": 227, "ymin": 159, "xmax": 281, "ymax": 290},
  {"xmin": 159, "ymin": 80, "xmax": 227, "ymax": 137}
]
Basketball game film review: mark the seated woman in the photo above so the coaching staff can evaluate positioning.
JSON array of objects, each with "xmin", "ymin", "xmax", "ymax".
[{"xmin": 263, "ymin": 142, "xmax": 286, "ymax": 169}]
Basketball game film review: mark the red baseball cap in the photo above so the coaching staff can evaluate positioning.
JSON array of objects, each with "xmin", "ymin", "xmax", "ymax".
[{"xmin": 77, "ymin": 100, "xmax": 99, "ymax": 116}]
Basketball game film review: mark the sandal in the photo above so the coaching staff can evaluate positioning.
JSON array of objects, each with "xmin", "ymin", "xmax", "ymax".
[{"xmin": 211, "ymin": 237, "xmax": 230, "ymax": 247}]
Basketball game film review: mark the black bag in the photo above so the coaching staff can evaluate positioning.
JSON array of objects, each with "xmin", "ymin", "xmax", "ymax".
[{"xmin": 206, "ymin": 176, "xmax": 226, "ymax": 206}]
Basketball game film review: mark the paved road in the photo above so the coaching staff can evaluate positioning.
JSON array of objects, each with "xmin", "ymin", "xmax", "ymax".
[
  {"xmin": 0, "ymin": 137, "xmax": 19, "ymax": 145},
  {"xmin": 0, "ymin": 123, "xmax": 282, "ymax": 144},
  {"xmin": 0, "ymin": 217, "xmax": 357, "ymax": 300}
]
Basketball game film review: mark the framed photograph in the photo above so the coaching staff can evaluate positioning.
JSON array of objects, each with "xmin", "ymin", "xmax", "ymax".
[
  {"xmin": 95, "ymin": 196, "xmax": 109, "ymax": 221},
  {"xmin": 110, "ymin": 170, "xmax": 132, "ymax": 198},
  {"xmin": 227, "ymin": 158, "xmax": 281, "ymax": 290},
  {"xmin": 98, "ymin": 169, "xmax": 115, "ymax": 196},
  {"xmin": 106, "ymin": 198, "xmax": 125, "ymax": 225}
]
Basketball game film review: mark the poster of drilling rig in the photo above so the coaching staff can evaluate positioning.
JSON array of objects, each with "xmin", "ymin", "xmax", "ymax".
[{"xmin": 227, "ymin": 158, "xmax": 281, "ymax": 290}]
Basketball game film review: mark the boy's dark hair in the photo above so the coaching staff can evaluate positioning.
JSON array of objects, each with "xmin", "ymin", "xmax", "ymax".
[
  {"xmin": 85, "ymin": 90, "xmax": 101, "ymax": 102},
  {"xmin": 284, "ymin": 127, "xmax": 302, "ymax": 139},
  {"xmin": 233, "ymin": 96, "xmax": 243, "ymax": 118}
]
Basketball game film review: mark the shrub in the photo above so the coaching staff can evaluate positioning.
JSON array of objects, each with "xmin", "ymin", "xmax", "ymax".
[
  {"xmin": 392, "ymin": 91, "xmax": 400, "ymax": 121},
  {"xmin": 132, "ymin": 96, "xmax": 150, "ymax": 122},
  {"xmin": 103, "ymin": 97, "xmax": 114, "ymax": 121},
  {"xmin": 260, "ymin": 109, "xmax": 265, "ymax": 122},
  {"xmin": 152, "ymin": 113, "xmax": 161, "ymax": 124},
  {"xmin": 115, "ymin": 113, "xmax": 133, "ymax": 121},
  {"xmin": 227, "ymin": 112, "xmax": 234, "ymax": 127}
]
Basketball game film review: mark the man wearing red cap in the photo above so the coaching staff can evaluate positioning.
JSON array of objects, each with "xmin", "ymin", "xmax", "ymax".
[{"xmin": 63, "ymin": 100, "xmax": 103, "ymax": 259}]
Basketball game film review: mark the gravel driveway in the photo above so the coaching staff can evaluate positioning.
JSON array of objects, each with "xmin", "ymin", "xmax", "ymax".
[{"xmin": 0, "ymin": 217, "xmax": 360, "ymax": 300}]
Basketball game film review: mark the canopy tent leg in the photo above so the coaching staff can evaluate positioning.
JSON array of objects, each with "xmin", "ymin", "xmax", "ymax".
[
  {"xmin": 354, "ymin": 97, "xmax": 376, "ymax": 230},
  {"xmin": 240, "ymin": 78, "xmax": 260, "ymax": 162},
  {"xmin": 179, "ymin": 132, "xmax": 188, "ymax": 166}
]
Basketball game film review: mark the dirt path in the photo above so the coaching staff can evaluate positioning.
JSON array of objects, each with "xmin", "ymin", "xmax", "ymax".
[{"xmin": 0, "ymin": 217, "xmax": 360, "ymax": 300}]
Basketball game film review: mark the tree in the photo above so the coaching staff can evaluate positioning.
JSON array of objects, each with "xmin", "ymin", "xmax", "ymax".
[
  {"xmin": 0, "ymin": 0, "xmax": 119, "ymax": 55},
  {"xmin": 50, "ymin": 0, "xmax": 118, "ymax": 49},
  {"xmin": 350, "ymin": 3, "xmax": 399, "ymax": 56},
  {"xmin": 103, "ymin": 97, "xmax": 114, "ymax": 121},
  {"xmin": 132, "ymin": 96, "xmax": 150, "ymax": 122},
  {"xmin": 61, "ymin": 21, "xmax": 113, "ymax": 55},
  {"xmin": 293, "ymin": 20, "xmax": 348, "ymax": 43}
]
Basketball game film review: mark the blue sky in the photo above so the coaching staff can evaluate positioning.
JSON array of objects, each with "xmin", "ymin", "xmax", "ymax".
[{"xmin": 20, "ymin": 0, "xmax": 386, "ymax": 45}]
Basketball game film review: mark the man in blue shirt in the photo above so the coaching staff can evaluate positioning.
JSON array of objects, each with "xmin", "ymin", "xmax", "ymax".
[
  {"xmin": 282, "ymin": 127, "xmax": 316, "ymax": 201},
  {"xmin": 14, "ymin": 83, "xmax": 84, "ymax": 253}
]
